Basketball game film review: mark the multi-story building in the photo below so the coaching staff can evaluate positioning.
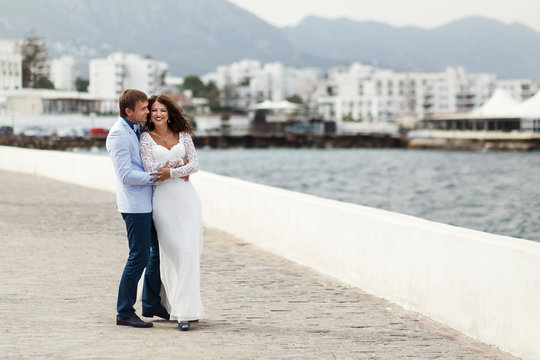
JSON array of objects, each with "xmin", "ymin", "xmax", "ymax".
[
  {"xmin": 406, "ymin": 67, "xmax": 495, "ymax": 117},
  {"xmin": 202, "ymin": 59, "xmax": 538, "ymax": 132},
  {"xmin": 496, "ymin": 79, "xmax": 539, "ymax": 101},
  {"xmin": 202, "ymin": 59, "xmax": 322, "ymax": 110},
  {"xmin": 89, "ymin": 52, "xmax": 168, "ymax": 99},
  {"xmin": 0, "ymin": 38, "xmax": 22, "ymax": 91},
  {"xmin": 316, "ymin": 64, "xmax": 498, "ymax": 131},
  {"xmin": 50, "ymin": 55, "xmax": 74, "ymax": 91}
]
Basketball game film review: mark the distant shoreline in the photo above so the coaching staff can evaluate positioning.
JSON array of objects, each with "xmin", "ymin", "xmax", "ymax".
[
  {"xmin": 3, "ymin": 132, "xmax": 540, "ymax": 151},
  {"xmin": 0, "ymin": 133, "xmax": 404, "ymax": 150}
]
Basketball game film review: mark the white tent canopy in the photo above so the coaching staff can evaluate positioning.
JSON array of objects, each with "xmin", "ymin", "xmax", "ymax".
[
  {"xmin": 517, "ymin": 90, "xmax": 540, "ymax": 118},
  {"xmin": 466, "ymin": 88, "xmax": 540, "ymax": 119},
  {"xmin": 470, "ymin": 88, "xmax": 521, "ymax": 117},
  {"xmin": 275, "ymin": 100, "xmax": 300, "ymax": 110},
  {"xmin": 426, "ymin": 88, "xmax": 540, "ymax": 122},
  {"xmin": 250, "ymin": 100, "xmax": 300, "ymax": 110}
]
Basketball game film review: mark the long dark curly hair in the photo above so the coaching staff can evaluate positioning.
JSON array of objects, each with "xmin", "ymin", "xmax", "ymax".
[{"xmin": 144, "ymin": 95, "xmax": 194, "ymax": 136}]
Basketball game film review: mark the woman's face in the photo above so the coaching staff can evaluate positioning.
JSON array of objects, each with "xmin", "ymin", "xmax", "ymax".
[{"xmin": 150, "ymin": 101, "xmax": 169, "ymax": 128}]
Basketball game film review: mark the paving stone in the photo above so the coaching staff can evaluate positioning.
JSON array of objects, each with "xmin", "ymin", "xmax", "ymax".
[{"xmin": 0, "ymin": 170, "xmax": 519, "ymax": 359}]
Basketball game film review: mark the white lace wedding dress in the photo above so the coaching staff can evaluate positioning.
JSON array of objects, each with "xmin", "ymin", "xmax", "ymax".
[{"xmin": 140, "ymin": 131, "xmax": 203, "ymax": 321}]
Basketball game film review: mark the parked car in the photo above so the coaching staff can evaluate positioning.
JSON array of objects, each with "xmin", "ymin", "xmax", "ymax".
[
  {"xmin": 57, "ymin": 127, "xmax": 84, "ymax": 137},
  {"xmin": 88, "ymin": 127, "xmax": 109, "ymax": 138},
  {"xmin": 284, "ymin": 123, "xmax": 315, "ymax": 135},
  {"xmin": 21, "ymin": 126, "xmax": 54, "ymax": 137},
  {"xmin": 0, "ymin": 126, "xmax": 13, "ymax": 135}
]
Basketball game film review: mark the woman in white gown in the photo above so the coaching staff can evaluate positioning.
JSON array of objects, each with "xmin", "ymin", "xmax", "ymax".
[{"xmin": 139, "ymin": 95, "xmax": 203, "ymax": 331}]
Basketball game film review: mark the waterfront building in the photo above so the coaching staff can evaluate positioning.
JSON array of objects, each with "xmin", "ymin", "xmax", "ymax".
[
  {"xmin": 0, "ymin": 89, "xmax": 105, "ymax": 116},
  {"xmin": 419, "ymin": 88, "xmax": 540, "ymax": 132},
  {"xmin": 202, "ymin": 59, "xmax": 539, "ymax": 134},
  {"xmin": 49, "ymin": 56, "xmax": 75, "ymax": 91},
  {"xmin": 405, "ymin": 67, "xmax": 495, "ymax": 116},
  {"xmin": 407, "ymin": 88, "xmax": 540, "ymax": 150},
  {"xmin": 316, "ymin": 64, "xmax": 405, "ymax": 133},
  {"xmin": 0, "ymin": 38, "xmax": 22, "ymax": 91},
  {"xmin": 316, "ymin": 64, "xmax": 498, "ymax": 133},
  {"xmin": 89, "ymin": 52, "xmax": 168, "ymax": 99}
]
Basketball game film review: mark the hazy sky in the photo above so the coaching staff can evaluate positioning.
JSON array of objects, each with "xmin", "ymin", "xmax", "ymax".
[{"xmin": 227, "ymin": 0, "xmax": 540, "ymax": 32}]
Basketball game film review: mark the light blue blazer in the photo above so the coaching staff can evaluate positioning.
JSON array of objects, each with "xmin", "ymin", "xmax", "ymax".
[{"xmin": 106, "ymin": 118, "xmax": 155, "ymax": 213}]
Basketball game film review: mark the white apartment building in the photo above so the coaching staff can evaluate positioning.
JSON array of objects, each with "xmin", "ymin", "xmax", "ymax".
[
  {"xmin": 210, "ymin": 59, "xmax": 262, "ymax": 88},
  {"xmin": 202, "ymin": 59, "xmax": 322, "ymax": 110},
  {"xmin": 202, "ymin": 59, "xmax": 538, "ymax": 132},
  {"xmin": 316, "ymin": 64, "xmax": 497, "ymax": 131},
  {"xmin": 318, "ymin": 64, "xmax": 402, "ymax": 124},
  {"xmin": 89, "ymin": 52, "xmax": 168, "ymax": 99},
  {"xmin": 203, "ymin": 59, "xmax": 266, "ymax": 108},
  {"xmin": 0, "ymin": 38, "xmax": 22, "ymax": 91},
  {"xmin": 50, "ymin": 55, "xmax": 74, "ymax": 91},
  {"xmin": 496, "ymin": 79, "xmax": 539, "ymax": 101}
]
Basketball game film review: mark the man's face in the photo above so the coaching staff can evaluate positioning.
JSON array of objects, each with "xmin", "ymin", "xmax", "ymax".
[{"xmin": 125, "ymin": 100, "xmax": 149, "ymax": 124}]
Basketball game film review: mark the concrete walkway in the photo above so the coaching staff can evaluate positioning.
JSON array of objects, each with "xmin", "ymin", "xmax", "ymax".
[{"xmin": 0, "ymin": 170, "xmax": 518, "ymax": 360}]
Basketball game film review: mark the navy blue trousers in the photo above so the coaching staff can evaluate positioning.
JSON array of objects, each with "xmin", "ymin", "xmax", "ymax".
[{"xmin": 117, "ymin": 212, "xmax": 162, "ymax": 320}]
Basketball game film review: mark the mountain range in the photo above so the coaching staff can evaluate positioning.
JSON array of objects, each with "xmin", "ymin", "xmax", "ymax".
[
  {"xmin": 283, "ymin": 16, "xmax": 540, "ymax": 79},
  {"xmin": 0, "ymin": 0, "xmax": 539, "ymax": 80}
]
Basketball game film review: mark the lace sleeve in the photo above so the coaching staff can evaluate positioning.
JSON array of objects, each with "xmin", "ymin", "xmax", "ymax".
[
  {"xmin": 140, "ymin": 132, "xmax": 169, "ymax": 172},
  {"xmin": 170, "ymin": 132, "xmax": 199, "ymax": 178}
]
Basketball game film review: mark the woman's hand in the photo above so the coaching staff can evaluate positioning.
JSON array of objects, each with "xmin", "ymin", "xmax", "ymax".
[
  {"xmin": 152, "ymin": 161, "xmax": 172, "ymax": 181},
  {"xmin": 152, "ymin": 159, "xmax": 190, "ymax": 181}
]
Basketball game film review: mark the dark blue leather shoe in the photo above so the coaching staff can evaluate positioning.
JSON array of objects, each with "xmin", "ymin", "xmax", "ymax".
[
  {"xmin": 142, "ymin": 306, "xmax": 170, "ymax": 320},
  {"xmin": 116, "ymin": 315, "xmax": 153, "ymax": 328}
]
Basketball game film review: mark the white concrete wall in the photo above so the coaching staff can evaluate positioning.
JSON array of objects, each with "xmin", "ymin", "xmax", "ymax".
[
  {"xmin": 1, "ymin": 145, "xmax": 538, "ymax": 360},
  {"xmin": 0, "ymin": 146, "xmax": 116, "ymax": 192}
]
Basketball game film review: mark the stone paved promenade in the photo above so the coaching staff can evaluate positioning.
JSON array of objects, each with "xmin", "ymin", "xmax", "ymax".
[{"xmin": 0, "ymin": 170, "xmax": 519, "ymax": 360}]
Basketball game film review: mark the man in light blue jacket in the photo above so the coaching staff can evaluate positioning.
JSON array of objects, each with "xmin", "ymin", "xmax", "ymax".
[{"xmin": 106, "ymin": 89, "xmax": 173, "ymax": 328}]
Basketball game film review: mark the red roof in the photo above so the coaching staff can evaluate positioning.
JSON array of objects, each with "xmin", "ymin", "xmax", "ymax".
[{"xmin": 163, "ymin": 93, "xmax": 192, "ymax": 104}]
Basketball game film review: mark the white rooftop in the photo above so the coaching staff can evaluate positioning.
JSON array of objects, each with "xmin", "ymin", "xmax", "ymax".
[
  {"xmin": 518, "ymin": 91, "xmax": 540, "ymax": 118},
  {"xmin": 471, "ymin": 89, "xmax": 521, "ymax": 117}
]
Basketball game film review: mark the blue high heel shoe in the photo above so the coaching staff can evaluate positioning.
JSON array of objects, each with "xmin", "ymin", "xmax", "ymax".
[{"xmin": 178, "ymin": 321, "xmax": 191, "ymax": 331}]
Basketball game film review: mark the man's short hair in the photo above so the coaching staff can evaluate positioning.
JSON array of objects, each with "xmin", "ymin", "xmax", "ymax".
[{"xmin": 119, "ymin": 89, "xmax": 148, "ymax": 117}]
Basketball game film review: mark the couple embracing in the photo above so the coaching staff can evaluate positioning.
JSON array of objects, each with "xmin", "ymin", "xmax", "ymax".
[{"xmin": 106, "ymin": 89, "xmax": 203, "ymax": 331}]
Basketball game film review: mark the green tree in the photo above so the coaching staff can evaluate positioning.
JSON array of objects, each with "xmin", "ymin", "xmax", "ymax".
[
  {"xmin": 204, "ymin": 81, "xmax": 220, "ymax": 109},
  {"xmin": 181, "ymin": 75, "xmax": 221, "ymax": 109},
  {"xmin": 326, "ymin": 85, "xmax": 334, "ymax": 96},
  {"xmin": 21, "ymin": 31, "xmax": 51, "ymax": 88},
  {"xmin": 75, "ymin": 76, "xmax": 89, "ymax": 92},
  {"xmin": 159, "ymin": 70, "xmax": 167, "ymax": 87},
  {"xmin": 221, "ymin": 82, "xmax": 235, "ymax": 109},
  {"xmin": 182, "ymin": 75, "xmax": 205, "ymax": 97},
  {"xmin": 286, "ymin": 94, "xmax": 303, "ymax": 104},
  {"xmin": 239, "ymin": 77, "xmax": 250, "ymax": 87},
  {"xmin": 35, "ymin": 77, "xmax": 55, "ymax": 89}
]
